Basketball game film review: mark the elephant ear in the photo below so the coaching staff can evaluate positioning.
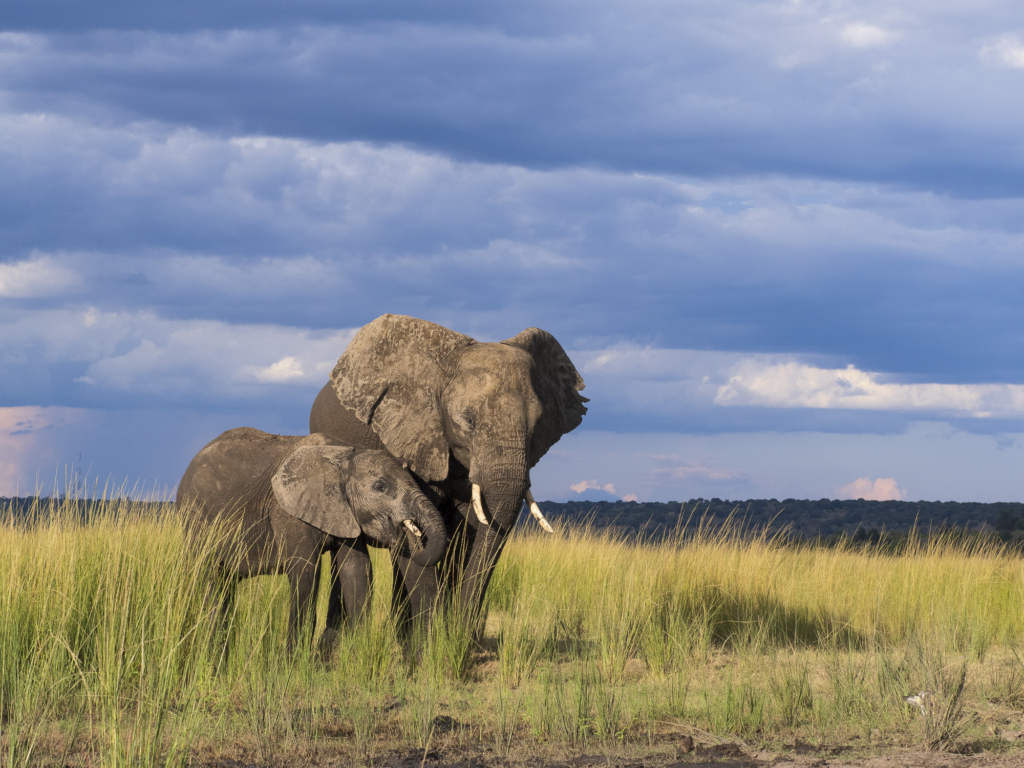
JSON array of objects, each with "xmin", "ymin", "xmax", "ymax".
[
  {"xmin": 330, "ymin": 314, "xmax": 474, "ymax": 482},
  {"xmin": 271, "ymin": 445, "xmax": 360, "ymax": 538},
  {"xmin": 501, "ymin": 328, "xmax": 588, "ymax": 467}
]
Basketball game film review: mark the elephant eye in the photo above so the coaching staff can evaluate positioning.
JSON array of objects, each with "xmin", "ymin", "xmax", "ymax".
[
  {"xmin": 462, "ymin": 413, "xmax": 475, "ymax": 431},
  {"xmin": 372, "ymin": 479, "xmax": 387, "ymax": 492}
]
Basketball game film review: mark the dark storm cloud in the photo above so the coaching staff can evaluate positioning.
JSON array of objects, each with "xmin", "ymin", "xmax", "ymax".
[
  {"xmin": 0, "ymin": 1, "xmax": 563, "ymax": 34},
  {"xmin": 3, "ymin": 122, "xmax": 1024, "ymax": 394},
  {"xmin": 3, "ymin": 1, "xmax": 1024, "ymax": 195}
]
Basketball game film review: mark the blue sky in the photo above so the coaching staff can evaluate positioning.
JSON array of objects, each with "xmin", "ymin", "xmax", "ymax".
[{"xmin": 3, "ymin": 0, "xmax": 1024, "ymax": 502}]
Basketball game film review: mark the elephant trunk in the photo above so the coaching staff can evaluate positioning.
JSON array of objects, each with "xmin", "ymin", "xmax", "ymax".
[
  {"xmin": 408, "ymin": 491, "xmax": 446, "ymax": 568},
  {"xmin": 459, "ymin": 445, "xmax": 528, "ymax": 614}
]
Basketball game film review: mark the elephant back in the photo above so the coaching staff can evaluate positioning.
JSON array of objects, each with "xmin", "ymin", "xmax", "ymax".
[
  {"xmin": 177, "ymin": 428, "xmax": 303, "ymax": 528},
  {"xmin": 310, "ymin": 383, "xmax": 387, "ymax": 452}
]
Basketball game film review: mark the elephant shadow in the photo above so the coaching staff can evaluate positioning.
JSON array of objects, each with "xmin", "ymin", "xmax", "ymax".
[{"xmin": 658, "ymin": 584, "xmax": 868, "ymax": 650}]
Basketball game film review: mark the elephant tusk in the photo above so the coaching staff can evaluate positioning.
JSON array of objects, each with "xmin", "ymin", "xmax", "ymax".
[
  {"xmin": 471, "ymin": 483, "xmax": 489, "ymax": 525},
  {"xmin": 525, "ymin": 489, "xmax": 554, "ymax": 533},
  {"xmin": 402, "ymin": 519, "xmax": 423, "ymax": 537}
]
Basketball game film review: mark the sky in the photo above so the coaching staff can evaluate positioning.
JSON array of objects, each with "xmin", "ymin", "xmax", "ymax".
[{"xmin": 3, "ymin": 0, "xmax": 1024, "ymax": 503}]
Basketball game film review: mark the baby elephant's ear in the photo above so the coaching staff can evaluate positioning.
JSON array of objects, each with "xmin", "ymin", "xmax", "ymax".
[{"xmin": 271, "ymin": 445, "xmax": 360, "ymax": 539}]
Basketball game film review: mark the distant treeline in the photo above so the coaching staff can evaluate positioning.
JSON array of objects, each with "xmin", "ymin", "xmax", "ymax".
[
  {"xmin": 1, "ymin": 496, "xmax": 169, "ymax": 525},
  {"xmin": 9, "ymin": 494, "xmax": 1024, "ymax": 548},
  {"xmin": 530, "ymin": 497, "xmax": 1024, "ymax": 545}
]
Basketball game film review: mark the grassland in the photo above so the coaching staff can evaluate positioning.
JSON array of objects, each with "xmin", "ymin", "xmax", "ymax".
[{"xmin": 3, "ymin": 497, "xmax": 1024, "ymax": 767}]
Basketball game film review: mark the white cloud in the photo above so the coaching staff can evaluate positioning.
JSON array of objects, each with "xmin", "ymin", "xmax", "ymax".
[
  {"xmin": 837, "ymin": 477, "xmax": 906, "ymax": 501},
  {"xmin": 840, "ymin": 23, "xmax": 895, "ymax": 49},
  {"xmin": 0, "ymin": 113, "xmax": 528, "ymax": 259},
  {"xmin": 255, "ymin": 356, "xmax": 305, "ymax": 382},
  {"xmin": 572, "ymin": 345, "xmax": 743, "ymax": 412},
  {"xmin": 715, "ymin": 361, "xmax": 1024, "ymax": 417},
  {"xmin": 980, "ymin": 36, "xmax": 1024, "ymax": 69},
  {"xmin": 0, "ymin": 254, "xmax": 80, "ymax": 298},
  {"xmin": 578, "ymin": 346, "xmax": 725, "ymax": 381},
  {"xmin": 1, "ymin": 307, "xmax": 356, "ymax": 402},
  {"xmin": 622, "ymin": 494, "xmax": 638, "ymax": 502},
  {"xmin": 77, "ymin": 316, "xmax": 354, "ymax": 397},
  {"xmin": 569, "ymin": 479, "xmax": 617, "ymax": 495}
]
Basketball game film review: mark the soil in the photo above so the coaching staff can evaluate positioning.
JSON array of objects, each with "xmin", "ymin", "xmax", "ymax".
[
  {"xmin": 196, "ymin": 742, "xmax": 1024, "ymax": 768},
  {"xmin": 188, "ymin": 692, "xmax": 1024, "ymax": 768},
  {"xmin": 365, "ymin": 749, "xmax": 1024, "ymax": 768}
]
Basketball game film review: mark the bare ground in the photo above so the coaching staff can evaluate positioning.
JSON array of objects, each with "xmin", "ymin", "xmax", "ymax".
[
  {"xmin": 190, "ymin": 733, "xmax": 1024, "ymax": 768},
  {"xmin": 195, "ymin": 748, "xmax": 1024, "ymax": 768}
]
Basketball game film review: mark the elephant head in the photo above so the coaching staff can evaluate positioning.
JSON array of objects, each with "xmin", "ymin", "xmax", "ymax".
[
  {"xmin": 271, "ymin": 442, "xmax": 447, "ymax": 568},
  {"xmin": 326, "ymin": 314, "xmax": 587, "ymax": 611}
]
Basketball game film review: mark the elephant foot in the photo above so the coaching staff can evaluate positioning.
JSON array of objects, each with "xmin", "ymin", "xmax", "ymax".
[{"xmin": 318, "ymin": 626, "xmax": 340, "ymax": 662}]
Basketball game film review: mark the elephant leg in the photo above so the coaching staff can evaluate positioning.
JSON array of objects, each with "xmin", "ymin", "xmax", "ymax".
[
  {"xmin": 318, "ymin": 552, "xmax": 344, "ymax": 659},
  {"xmin": 457, "ymin": 524, "xmax": 508, "ymax": 624},
  {"xmin": 211, "ymin": 572, "xmax": 238, "ymax": 673},
  {"xmin": 391, "ymin": 555, "xmax": 411, "ymax": 634},
  {"xmin": 391, "ymin": 552, "xmax": 440, "ymax": 636},
  {"xmin": 286, "ymin": 554, "xmax": 322, "ymax": 654},
  {"xmin": 331, "ymin": 538, "xmax": 373, "ymax": 631},
  {"xmin": 441, "ymin": 513, "xmax": 473, "ymax": 598}
]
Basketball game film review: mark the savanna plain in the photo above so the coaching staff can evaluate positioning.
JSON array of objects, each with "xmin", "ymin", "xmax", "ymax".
[{"xmin": 4, "ymin": 497, "xmax": 1024, "ymax": 768}]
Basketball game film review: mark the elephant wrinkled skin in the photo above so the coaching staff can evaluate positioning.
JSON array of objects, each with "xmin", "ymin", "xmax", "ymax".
[
  {"xmin": 176, "ymin": 427, "xmax": 446, "ymax": 650},
  {"xmin": 309, "ymin": 314, "xmax": 587, "ymax": 627}
]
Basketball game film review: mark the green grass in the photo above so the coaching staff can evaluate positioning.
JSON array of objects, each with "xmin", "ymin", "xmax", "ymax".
[{"xmin": 3, "ymin": 496, "xmax": 1024, "ymax": 765}]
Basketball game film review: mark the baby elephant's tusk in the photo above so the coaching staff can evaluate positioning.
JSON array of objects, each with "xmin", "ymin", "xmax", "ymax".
[
  {"xmin": 471, "ymin": 484, "xmax": 489, "ymax": 525},
  {"xmin": 525, "ymin": 489, "xmax": 554, "ymax": 533},
  {"xmin": 403, "ymin": 519, "xmax": 423, "ymax": 537}
]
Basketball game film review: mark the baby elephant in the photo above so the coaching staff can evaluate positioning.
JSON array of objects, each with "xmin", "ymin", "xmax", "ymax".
[{"xmin": 177, "ymin": 427, "xmax": 446, "ymax": 651}]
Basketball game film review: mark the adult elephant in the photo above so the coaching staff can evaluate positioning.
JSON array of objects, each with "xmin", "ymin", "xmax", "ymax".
[
  {"xmin": 177, "ymin": 427, "xmax": 446, "ymax": 651},
  {"xmin": 309, "ymin": 314, "xmax": 587, "ymax": 625}
]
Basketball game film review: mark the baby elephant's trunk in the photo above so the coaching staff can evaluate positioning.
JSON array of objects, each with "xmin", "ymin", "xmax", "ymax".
[{"xmin": 408, "ymin": 492, "xmax": 446, "ymax": 568}]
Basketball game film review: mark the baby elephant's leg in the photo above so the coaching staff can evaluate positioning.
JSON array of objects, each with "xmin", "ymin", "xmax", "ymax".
[
  {"xmin": 285, "ymin": 552, "xmax": 323, "ymax": 654},
  {"xmin": 335, "ymin": 539, "xmax": 373, "ymax": 630}
]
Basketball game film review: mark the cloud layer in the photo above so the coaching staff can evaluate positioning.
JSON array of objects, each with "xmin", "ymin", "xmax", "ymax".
[
  {"xmin": 0, "ymin": 305, "xmax": 355, "ymax": 407},
  {"xmin": 4, "ymin": 2, "xmax": 1024, "ymax": 193},
  {"xmin": 3, "ymin": 0, "xmax": 1024, "ymax": 500}
]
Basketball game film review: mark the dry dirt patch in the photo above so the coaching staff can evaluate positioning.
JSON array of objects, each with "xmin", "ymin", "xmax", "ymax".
[{"xmin": 195, "ymin": 745, "xmax": 1024, "ymax": 768}]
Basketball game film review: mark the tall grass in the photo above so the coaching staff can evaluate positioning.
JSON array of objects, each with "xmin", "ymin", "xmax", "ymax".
[
  {"xmin": 493, "ymin": 519, "xmax": 1024, "ymax": 653},
  {"xmin": 2, "ymin": 496, "xmax": 1023, "ymax": 765},
  {"xmin": 0, "ymin": 495, "xmax": 222, "ymax": 768}
]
